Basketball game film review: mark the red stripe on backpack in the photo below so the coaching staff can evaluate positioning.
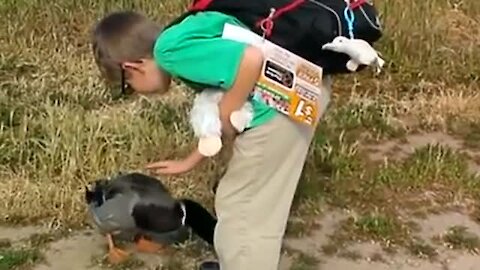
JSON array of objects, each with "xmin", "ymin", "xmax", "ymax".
[
  {"xmin": 350, "ymin": 0, "xmax": 369, "ymax": 9},
  {"xmin": 189, "ymin": 0, "xmax": 214, "ymax": 11}
]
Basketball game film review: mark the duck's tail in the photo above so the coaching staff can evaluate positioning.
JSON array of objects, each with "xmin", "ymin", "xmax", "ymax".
[{"xmin": 180, "ymin": 199, "xmax": 217, "ymax": 246}]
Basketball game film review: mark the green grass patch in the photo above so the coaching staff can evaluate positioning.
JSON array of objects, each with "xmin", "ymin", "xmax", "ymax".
[
  {"xmin": 326, "ymin": 98, "xmax": 405, "ymax": 140},
  {"xmin": 324, "ymin": 213, "xmax": 411, "ymax": 255},
  {"xmin": 0, "ymin": 247, "xmax": 42, "ymax": 270},
  {"xmin": 368, "ymin": 144, "xmax": 474, "ymax": 190},
  {"xmin": 353, "ymin": 213, "xmax": 404, "ymax": 241}
]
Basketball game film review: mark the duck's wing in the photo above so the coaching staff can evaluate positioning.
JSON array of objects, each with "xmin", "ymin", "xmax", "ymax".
[
  {"xmin": 131, "ymin": 200, "xmax": 184, "ymax": 234},
  {"xmin": 110, "ymin": 173, "xmax": 172, "ymax": 195},
  {"xmin": 112, "ymin": 172, "xmax": 179, "ymax": 210}
]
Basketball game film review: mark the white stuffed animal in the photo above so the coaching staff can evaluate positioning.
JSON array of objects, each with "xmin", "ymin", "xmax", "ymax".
[
  {"xmin": 322, "ymin": 36, "xmax": 385, "ymax": 74},
  {"xmin": 189, "ymin": 88, "xmax": 254, "ymax": 157}
]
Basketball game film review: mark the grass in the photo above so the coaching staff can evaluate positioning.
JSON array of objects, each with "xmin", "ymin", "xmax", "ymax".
[
  {"xmin": 0, "ymin": 247, "xmax": 42, "ymax": 270},
  {"xmin": 0, "ymin": 0, "xmax": 480, "ymax": 267}
]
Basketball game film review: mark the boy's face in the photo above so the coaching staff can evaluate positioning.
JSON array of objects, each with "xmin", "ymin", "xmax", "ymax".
[{"xmin": 121, "ymin": 59, "xmax": 170, "ymax": 95}]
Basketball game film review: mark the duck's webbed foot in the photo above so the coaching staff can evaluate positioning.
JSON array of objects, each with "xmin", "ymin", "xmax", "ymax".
[
  {"xmin": 106, "ymin": 234, "xmax": 129, "ymax": 264},
  {"xmin": 135, "ymin": 235, "xmax": 165, "ymax": 253}
]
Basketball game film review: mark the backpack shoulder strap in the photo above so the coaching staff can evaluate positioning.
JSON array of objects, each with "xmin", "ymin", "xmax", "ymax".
[
  {"xmin": 163, "ymin": 10, "xmax": 198, "ymax": 30},
  {"xmin": 164, "ymin": 0, "xmax": 215, "ymax": 30}
]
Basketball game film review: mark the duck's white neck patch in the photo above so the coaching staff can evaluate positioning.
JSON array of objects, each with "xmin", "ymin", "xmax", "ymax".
[{"xmin": 180, "ymin": 202, "xmax": 187, "ymax": 226}]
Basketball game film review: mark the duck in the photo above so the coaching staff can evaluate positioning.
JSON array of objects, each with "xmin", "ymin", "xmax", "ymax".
[{"xmin": 84, "ymin": 172, "xmax": 217, "ymax": 264}]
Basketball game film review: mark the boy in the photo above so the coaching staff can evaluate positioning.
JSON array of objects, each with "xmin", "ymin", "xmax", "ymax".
[{"xmin": 91, "ymin": 10, "xmax": 331, "ymax": 270}]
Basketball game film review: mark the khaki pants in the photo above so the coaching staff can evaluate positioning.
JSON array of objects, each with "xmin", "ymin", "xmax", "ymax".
[{"xmin": 213, "ymin": 78, "xmax": 332, "ymax": 270}]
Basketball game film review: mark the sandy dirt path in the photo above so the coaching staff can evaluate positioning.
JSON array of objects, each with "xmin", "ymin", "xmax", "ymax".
[{"xmin": 2, "ymin": 208, "xmax": 480, "ymax": 270}]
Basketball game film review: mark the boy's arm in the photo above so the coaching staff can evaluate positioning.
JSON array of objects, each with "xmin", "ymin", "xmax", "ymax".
[
  {"xmin": 218, "ymin": 46, "xmax": 264, "ymax": 137},
  {"xmin": 146, "ymin": 45, "xmax": 263, "ymax": 176},
  {"xmin": 145, "ymin": 147, "xmax": 206, "ymax": 175}
]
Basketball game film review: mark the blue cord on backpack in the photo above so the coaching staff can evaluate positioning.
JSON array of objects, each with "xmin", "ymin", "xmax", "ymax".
[{"xmin": 343, "ymin": 5, "xmax": 355, "ymax": 39}]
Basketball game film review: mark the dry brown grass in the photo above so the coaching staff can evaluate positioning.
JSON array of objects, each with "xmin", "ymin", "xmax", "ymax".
[{"xmin": 0, "ymin": 0, "xmax": 479, "ymax": 237}]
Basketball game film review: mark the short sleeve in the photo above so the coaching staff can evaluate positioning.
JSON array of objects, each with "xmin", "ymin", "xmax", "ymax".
[{"xmin": 153, "ymin": 13, "xmax": 249, "ymax": 90}]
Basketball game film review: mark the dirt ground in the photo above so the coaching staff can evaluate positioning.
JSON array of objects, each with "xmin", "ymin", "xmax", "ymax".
[{"xmin": 1, "ymin": 131, "xmax": 480, "ymax": 270}]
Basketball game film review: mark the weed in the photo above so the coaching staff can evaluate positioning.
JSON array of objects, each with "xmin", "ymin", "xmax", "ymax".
[
  {"xmin": 320, "ymin": 244, "xmax": 339, "ymax": 256},
  {"xmin": 407, "ymin": 239, "xmax": 438, "ymax": 259},
  {"xmin": 285, "ymin": 218, "xmax": 321, "ymax": 238},
  {"xmin": 338, "ymin": 250, "xmax": 362, "ymax": 261},
  {"xmin": 290, "ymin": 251, "xmax": 319, "ymax": 270},
  {"xmin": 370, "ymin": 252, "xmax": 387, "ymax": 263},
  {"xmin": 91, "ymin": 254, "xmax": 145, "ymax": 270},
  {"xmin": 352, "ymin": 213, "xmax": 407, "ymax": 244},
  {"xmin": 160, "ymin": 256, "xmax": 189, "ymax": 270},
  {"xmin": 0, "ymin": 241, "xmax": 10, "ymax": 250},
  {"xmin": 448, "ymin": 120, "xmax": 480, "ymax": 150},
  {"xmin": 26, "ymin": 231, "xmax": 67, "ymax": 249},
  {"xmin": 442, "ymin": 225, "xmax": 480, "ymax": 253}
]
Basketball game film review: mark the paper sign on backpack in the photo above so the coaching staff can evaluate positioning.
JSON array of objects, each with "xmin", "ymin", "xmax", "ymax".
[{"xmin": 222, "ymin": 23, "xmax": 324, "ymax": 127}]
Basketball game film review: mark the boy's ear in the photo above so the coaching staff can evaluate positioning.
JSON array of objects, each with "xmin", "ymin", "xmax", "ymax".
[{"xmin": 122, "ymin": 60, "xmax": 144, "ymax": 72}]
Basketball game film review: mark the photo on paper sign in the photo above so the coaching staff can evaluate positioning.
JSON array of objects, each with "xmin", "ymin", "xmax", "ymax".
[{"xmin": 263, "ymin": 60, "xmax": 295, "ymax": 90}]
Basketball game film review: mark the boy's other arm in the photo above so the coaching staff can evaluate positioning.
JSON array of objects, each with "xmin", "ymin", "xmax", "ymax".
[{"xmin": 218, "ymin": 45, "xmax": 264, "ymax": 137}]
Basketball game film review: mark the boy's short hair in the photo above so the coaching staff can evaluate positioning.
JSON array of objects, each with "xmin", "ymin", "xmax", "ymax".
[{"xmin": 91, "ymin": 11, "xmax": 162, "ymax": 84}]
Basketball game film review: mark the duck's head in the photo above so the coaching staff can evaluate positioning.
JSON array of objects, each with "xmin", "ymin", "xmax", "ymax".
[{"xmin": 84, "ymin": 178, "xmax": 109, "ymax": 207}]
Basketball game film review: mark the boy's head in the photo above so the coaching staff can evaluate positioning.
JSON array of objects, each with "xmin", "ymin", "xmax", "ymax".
[{"xmin": 92, "ymin": 11, "xmax": 170, "ymax": 95}]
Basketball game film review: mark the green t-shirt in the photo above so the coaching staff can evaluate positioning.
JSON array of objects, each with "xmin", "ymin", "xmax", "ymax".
[{"xmin": 153, "ymin": 11, "xmax": 277, "ymax": 128}]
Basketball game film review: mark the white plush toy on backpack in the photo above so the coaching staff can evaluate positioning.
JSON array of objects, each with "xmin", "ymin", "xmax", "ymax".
[
  {"xmin": 189, "ymin": 89, "xmax": 254, "ymax": 157},
  {"xmin": 322, "ymin": 36, "xmax": 385, "ymax": 74}
]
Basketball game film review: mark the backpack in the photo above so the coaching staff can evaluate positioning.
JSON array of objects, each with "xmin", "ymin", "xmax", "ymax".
[{"xmin": 165, "ymin": 0, "xmax": 383, "ymax": 75}]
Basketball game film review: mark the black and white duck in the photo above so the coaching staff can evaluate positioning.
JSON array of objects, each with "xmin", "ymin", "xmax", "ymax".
[{"xmin": 84, "ymin": 172, "xmax": 217, "ymax": 264}]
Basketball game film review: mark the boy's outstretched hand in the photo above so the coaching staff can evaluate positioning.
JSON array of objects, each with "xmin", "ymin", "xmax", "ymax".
[
  {"xmin": 145, "ymin": 148, "xmax": 206, "ymax": 176},
  {"xmin": 145, "ymin": 159, "xmax": 194, "ymax": 175}
]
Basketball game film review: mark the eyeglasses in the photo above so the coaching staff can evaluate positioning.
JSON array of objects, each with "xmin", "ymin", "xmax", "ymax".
[
  {"xmin": 119, "ymin": 65, "xmax": 134, "ymax": 97},
  {"xmin": 120, "ymin": 66, "xmax": 127, "ymax": 95}
]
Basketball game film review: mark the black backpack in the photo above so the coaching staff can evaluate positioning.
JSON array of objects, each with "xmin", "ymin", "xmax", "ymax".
[{"xmin": 165, "ymin": 0, "xmax": 383, "ymax": 75}]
